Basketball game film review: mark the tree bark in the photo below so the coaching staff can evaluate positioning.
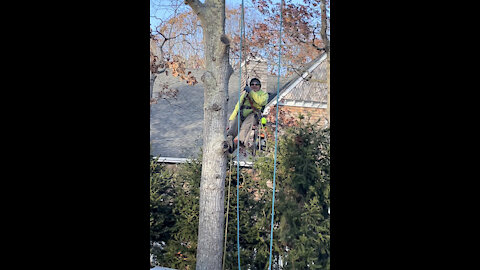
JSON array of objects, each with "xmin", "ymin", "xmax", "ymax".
[
  {"xmin": 326, "ymin": 54, "xmax": 330, "ymax": 124},
  {"xmin": 320, "ymin": 0, "xmax": 330, "ymax": 124},
  {"xmin": 185, "ymin": 1, "xmax": 233, "ymax": 269},
  {"xmin": 150, "ymin": 71, "xmax": 156, "ymax": 101}
]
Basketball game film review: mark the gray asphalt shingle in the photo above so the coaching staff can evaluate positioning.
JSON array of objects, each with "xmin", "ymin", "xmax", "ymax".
[
  {"xmin": 150, "ymin": 67, "xmax": 289, "ymax": 159},
  {"xmin": 150, "ymin": 53, "xmax": 331, "ymax": 160}
]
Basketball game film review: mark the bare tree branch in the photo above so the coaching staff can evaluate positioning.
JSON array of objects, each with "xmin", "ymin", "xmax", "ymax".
[
  {"xmin": 320, "ymin": 0, "xmax": 329, "ymax": 53},
  {"xmin": 184, "ymin": 0, "xmax": 204, "ymax": 16}
]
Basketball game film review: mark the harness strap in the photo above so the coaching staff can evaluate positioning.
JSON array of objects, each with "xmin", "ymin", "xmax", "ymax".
[{"xmin": 246, "ymin": 95, "xmax": 258, "ymax": 113}]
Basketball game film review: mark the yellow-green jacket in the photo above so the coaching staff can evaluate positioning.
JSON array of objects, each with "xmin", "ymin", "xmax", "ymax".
[{"xmin": 229, "ymin": 90, "xmax": 269, "ymax": 121}]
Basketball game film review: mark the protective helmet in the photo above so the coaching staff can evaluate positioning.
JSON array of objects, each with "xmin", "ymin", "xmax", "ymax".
[{"xmin": 249, "ymin": 78, "xmax": 261, "ymax": 86}]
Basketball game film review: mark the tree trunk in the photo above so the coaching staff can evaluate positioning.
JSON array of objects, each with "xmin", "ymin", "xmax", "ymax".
[
  {"xmin": 320, "ymin": 0, "xmax": 330, "ymax": 124},
  {"xmin": 326, "ymin": 54, "xmax": 330, "ymax": 124},
  {"xmin": 185, "ymin": 1, "xmax": 233, "ymax": 269},
  {"xmin": 150, "ymin": 71, "xmax": 156, "ymax": 101}
]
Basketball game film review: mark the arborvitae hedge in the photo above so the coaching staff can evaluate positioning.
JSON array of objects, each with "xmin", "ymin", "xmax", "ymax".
[
  {"xmin": 150, "ymin": 115, "xmax": 330, "ymax": 269},
  {"xmin": 150, "ymin": 159, "xmax": 176, "ymax": 264}
]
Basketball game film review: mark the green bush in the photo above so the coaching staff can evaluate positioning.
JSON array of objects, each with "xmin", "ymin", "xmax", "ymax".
[
  {"xmin": 253, "ymin": 114, "xmax": 330, "ymax": 269},
  {"xmin": 156, "ymin": 156, "xmax": 202, "ymax": 269},
  {"xmin": 150, "ymin": 114, "xmax": 330, "ymax": 269},
  {"xmin": 150, "ymin": 159, "xmax": 176, "ymax": 264}
]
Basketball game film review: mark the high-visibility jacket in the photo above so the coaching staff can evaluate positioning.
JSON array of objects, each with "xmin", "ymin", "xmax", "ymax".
[{"xmin": 229, "ymin": 89, "xmax": 268, "ymax": 121}]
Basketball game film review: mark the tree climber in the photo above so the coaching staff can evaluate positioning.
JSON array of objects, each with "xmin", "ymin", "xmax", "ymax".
[{"xmin": 226, "ymin": 77, "xmax": 268, "ymax": 153}]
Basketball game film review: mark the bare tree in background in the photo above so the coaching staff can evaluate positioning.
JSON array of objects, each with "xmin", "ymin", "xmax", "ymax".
[{"xmin": 150, "ymin": 1, "xmax": 200, "ymax": 104}]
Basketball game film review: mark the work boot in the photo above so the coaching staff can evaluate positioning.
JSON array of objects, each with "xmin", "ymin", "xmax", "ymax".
[{"xmin": 229, "ymin": 137, "xmax": 241, "ymax": 154}]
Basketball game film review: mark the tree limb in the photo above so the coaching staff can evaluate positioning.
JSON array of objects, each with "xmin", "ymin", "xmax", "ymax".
[
  {"xmin": 184, "ymin": 0, "xmax": 204, "ymax": 16},
  {"xmin": 320, "ymin": 0, "xmax": 329, "ymax": 53}
]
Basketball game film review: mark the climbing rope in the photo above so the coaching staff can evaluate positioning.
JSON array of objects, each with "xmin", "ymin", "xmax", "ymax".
[
  {"xmin": 222, "ymin": 157, "xmax": 233, "ymax": 270},
  {"xmin": 232, "ymin": 1, "xmax": 283, "ymax": 269},
  {"xmin": 268, "ymin": 0, "xmax": 283, "ymax": 269},
  {"xmin": 235, "ymin": 0, "xmax": 246, "ymax": 269}
]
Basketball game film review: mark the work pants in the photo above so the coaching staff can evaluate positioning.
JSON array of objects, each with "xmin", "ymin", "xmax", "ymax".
[{"xmin": 227, "ymin": 113, "xmax": 257, "ymax": 146}]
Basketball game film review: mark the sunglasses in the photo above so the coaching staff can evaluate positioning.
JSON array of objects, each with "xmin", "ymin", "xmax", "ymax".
[{"xmin": 250, "ymin": 83, "xmax": 261, "ymax": 86}]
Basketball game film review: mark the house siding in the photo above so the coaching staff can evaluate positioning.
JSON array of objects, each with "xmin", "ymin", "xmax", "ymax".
[
  {"xmin": 263, "ymin": 53, "xmax": 328, "ymax": 119},
  {"xmin": 281, "ymin": 105, "xmax": 328, "ymax": 126}
]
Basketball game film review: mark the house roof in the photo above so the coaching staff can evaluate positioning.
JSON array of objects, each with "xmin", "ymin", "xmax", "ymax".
[
  {"xmin": 150, "ymin": 54, "xmax": 327, "ymax": 160},
  {"xmin": 263, "ymin": 52, "xmax": 328, "ymax": 115},
  {"xmin": 150, "ymin": 68, "xmax": 289, "ymax": 159},
  {"xmin": 150, "ymin": 70, "xmax": 204, "ymax": 159}
]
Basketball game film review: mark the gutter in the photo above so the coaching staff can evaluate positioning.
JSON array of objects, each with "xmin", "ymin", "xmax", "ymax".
[
  {"xmin": 152, "ymin": 157, "xmax": 190, "ymax": 164},
  {"xmin": 152, "ymin": 156, "xmax": 253, "ymax": 167}
]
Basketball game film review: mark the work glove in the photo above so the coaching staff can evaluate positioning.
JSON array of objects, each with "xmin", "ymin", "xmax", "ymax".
[{"xmin": 243, "ymin": 85, "xmax": 251, "ymax": 93}]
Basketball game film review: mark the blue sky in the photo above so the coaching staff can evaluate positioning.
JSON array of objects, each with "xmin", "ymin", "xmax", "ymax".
[
  {"xmin": 150, "ymin": 0, "xmax": 327, "ymax": 72},
  {"xmin": 151, "ymin": 0, "xmax": 328, "ymax": 34},
  {"xmin": 150, "ymin": 0, "xmax": 285, "ymax": 31}
]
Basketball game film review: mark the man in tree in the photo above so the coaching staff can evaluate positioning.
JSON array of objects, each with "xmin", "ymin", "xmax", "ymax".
[{"xmin": 226, "ymin": 77, "xmax": 268, "ymax": 153}]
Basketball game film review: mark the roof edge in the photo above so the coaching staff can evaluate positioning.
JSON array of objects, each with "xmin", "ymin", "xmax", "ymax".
[
  {"xmin": 152, "ymin": 157, "xmax": 191, "ymax": 163},
  {"xmin": 152, "ymin": 156, "xmax": 253, "ymax": 167},
  {"xmin": 263, "ymin": 52, "xmax": 327, "ymax": 115}
]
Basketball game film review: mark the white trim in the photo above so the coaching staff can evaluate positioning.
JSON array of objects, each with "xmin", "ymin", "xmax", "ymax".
[
  {"xmin": 263, "ymin": 53, "xmax": 327, "ymax": 116},
  {"xmin": 152, "ymin": 157, "xmax": 190, "ymax": 163},
  {"xmin": 152, "ymin": 156, "xmax": 253, "ymax": 167},
  {"xmin": 280, "ymin": 100, "xmax": 328, "ymax": 108}
]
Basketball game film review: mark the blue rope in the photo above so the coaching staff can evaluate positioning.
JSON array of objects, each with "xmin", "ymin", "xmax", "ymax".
[
  {"xmin": 233, "ymin": 1, "xmax": 282, "ymax": 269},
  {"xmin": 268, "ymin": 0, "xmax": 283, "ymax": 269},
  {"xmin": 236, "ymin": 1, "xmax": 245, "ymax": 269}
]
